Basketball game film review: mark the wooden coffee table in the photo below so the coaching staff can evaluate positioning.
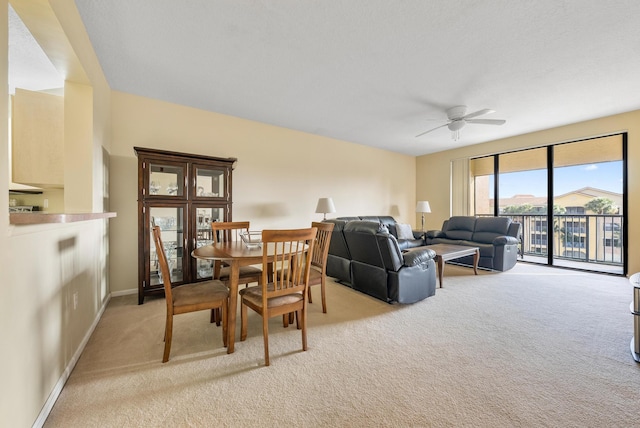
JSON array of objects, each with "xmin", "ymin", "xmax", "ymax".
[{"xmin": 414, "ymin": 244, "xmax": 479, "ymax": 287}]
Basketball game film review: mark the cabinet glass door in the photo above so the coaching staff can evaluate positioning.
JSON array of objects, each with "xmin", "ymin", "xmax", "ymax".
[
  {"xmin": 194, "ymin": 206, "xmax": 226, "ymax": 279},
  {"xmin": 150, "ymin": 206, "xmax": 185, "ymax": 286},
  {"xmin": 194, "ymin": 165, "xmax": 226, "ymax": 199},
  {"xmin": 148, "ymin": 162, "xmax": 186, "ymax": 197}
]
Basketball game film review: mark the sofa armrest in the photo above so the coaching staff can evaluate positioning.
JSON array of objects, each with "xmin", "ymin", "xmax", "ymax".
[
  {"xmin": 426, "ymin": 230, "xmax": 445, "ymax": 239},
  {"xmin": 412, "ymin": 230, "xmax": 425, "ymax": 240},
  {"xmin": 493, "ymin": 236, "xmax": 519, "ymax": 246},
  {"xmin": 403, "ymin": 248, "xmax": 436, "ymax": 267}
]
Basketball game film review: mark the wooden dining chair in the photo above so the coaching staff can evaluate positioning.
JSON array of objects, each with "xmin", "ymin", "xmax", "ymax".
[
  {"xmin": 239, "ymin": 227, "xmax": 317, "ymax": 366},
  {"xmin": 210, "ymin": 221, "xmax": 263, "ymax": 286},
  {"xmin": 209, "ymin": 221, "xmax": 264, "ymax": 325},
  {"xmin": 152, "ymin": 226, "xmax": 229, "ymax": 363},
  {"xmin": 308, "ymin": 221, "xmax": 334, "ymax": 313},
  {"xmin": 281, "ymin": 221, "xmax": 334, "ymax": 326}
]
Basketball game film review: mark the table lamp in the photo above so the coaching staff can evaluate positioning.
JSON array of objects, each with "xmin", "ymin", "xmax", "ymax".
[
  {"xmin": 315, "ymin": 197, "xmax": 336, "ymax": 220},
  {"xmin": 416, "ymin": 201, "xmax": 431, "ymax": 232}
]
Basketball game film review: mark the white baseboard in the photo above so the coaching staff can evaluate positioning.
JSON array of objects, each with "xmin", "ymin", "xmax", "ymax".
[
  {"xmin": 111, "ymin": 288, "xmax": 137, "ymax": 297},
  {"xmin": 32, "ymin": 294, "xmax": 112, "ymax": 428}
]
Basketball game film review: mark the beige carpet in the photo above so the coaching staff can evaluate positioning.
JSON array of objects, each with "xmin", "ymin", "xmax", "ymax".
[{"xmin": 44, "ymin": 263, "xmax": 640, "ymax": 427}]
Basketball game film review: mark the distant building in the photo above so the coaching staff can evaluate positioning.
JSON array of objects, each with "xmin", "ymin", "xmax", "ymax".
[
  {"xmin": 554, "ymin": 187, "xmax": 622, "ymax": 214},
  {"xmin": 491, "ymin": 186, "xmax": 622, "ymax": 214},
  {"xmin": 490, "ymin": 187, "xmax": 622, "ymax": 264}
]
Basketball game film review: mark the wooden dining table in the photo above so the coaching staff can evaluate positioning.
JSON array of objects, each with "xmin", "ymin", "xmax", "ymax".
[{"xmin": 191, "ymin": 241, "xmax": 268, "ymax": 354}]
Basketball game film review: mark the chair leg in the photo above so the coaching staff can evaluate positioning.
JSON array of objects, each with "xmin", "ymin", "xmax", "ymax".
[
  {"xmin": 321, "ymin": 277, "xmax": 327, "ymax": 314},
  {"xmin": 240, "ymin": 300, "xmax": 248, "ymax": 341},
  {"xmin": 211, "ymin": 308, "xmax": 221, "ymax": 325},
  {"xmin": 282, "ymin": 314, "xmax": 289, "ymax": 328},
  {"xmin": 301, "ymin": 306, "xmax": 307, "ymax": 352},
  {"xmin": 221, "ymin": 301, "xmax": 228, "ymax": 348},
  {"xmin": 163, "ymin": 314, "xmax": 173, "ymax": 363},
  {"xmin": 262, "ymin": 314, "xmax": 270, "ymax": 366},
  {"xmin": 308, "ymin": 285, "xmax": 313, "ymax": 303}
]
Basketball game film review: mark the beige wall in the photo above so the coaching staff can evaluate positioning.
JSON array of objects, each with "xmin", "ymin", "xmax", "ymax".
[
  {"xmin": 109, "ymin": 91, "xmax": 417, "ymax": 293},
  {"xmin": 417, "ymin": 110, "xmax": 639, "ymax": 274},
  {"xmin": 1, "ymin": 1, "xmax": 112, "ymax": 426}
]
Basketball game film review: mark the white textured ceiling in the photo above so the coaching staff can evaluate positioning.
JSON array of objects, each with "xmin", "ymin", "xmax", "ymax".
[
  {"xmin": 74, "ymin": 0, "xmax": 640, "ymax": 156},
  {"xmin": 8, "ymin": 5, "xmax": 64, "ymax": 94}
]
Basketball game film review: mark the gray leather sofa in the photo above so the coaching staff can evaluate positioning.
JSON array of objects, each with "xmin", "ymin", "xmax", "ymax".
[
  {"xmin": 324, "ymin": 216, "xmax": 424, "ymax": 284},
  {"xmin": 324, "ymin": 219, "xmax": 437, "ymax": 304},
  {"xmin": 426, "ymin": 216, "xmax": 521, "ymax": 272}
]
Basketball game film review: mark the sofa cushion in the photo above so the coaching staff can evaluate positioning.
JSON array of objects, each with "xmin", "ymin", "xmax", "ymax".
[
  {"xmin": 443, "ymin": 216, "xmax": 476, "ymax": 240},
  {"xmin": 397, "ymin": 238, "xmax": 426, "ymax": 251},
  {"xmin": 387, "ymin": 223, "xmax": 398, "ymax": 238},
  {"xmin": 324, "ymin": 219, "xmax": 351, "ymax": 259},
  {"xmin": 472, "ymin": 217, "xmax": 511, "ymax": 244},
  {"xmin": 428, "ymin": 237, "xmax": 464, "ymax": 246},
  {"xmin": 396, "ymin": 223, "xmax": 414, "ymax": 240}
]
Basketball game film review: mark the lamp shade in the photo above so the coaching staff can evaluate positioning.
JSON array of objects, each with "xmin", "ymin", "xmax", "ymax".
[
  {"xmin": 416, "ymin": 201, "xmax": 431, "ymax": 213},
  {"xmin": 315, "ymin": 197, "xmax": 336, "ymax": 215}
]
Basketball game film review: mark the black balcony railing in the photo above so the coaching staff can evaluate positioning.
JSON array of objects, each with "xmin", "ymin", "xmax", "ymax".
[{"xmin": 499, "ymin": 214, "xmax": 624, "ymax": 270}]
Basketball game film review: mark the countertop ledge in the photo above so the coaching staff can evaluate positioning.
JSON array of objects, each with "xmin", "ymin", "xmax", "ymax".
[{"xmin": 10, "ymin": 212, "xmax": 117, "ymax": 225}]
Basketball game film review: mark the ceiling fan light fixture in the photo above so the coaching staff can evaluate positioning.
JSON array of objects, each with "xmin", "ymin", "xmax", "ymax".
[{"xmin": 447, "ymin": 120, "xmax": 465, "ymax": 132}]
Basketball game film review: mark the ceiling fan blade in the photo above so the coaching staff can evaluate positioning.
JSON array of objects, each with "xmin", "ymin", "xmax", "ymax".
[
  {"xmin": 415, "ymin": 123, "xmax": 448, "ymax": 138},
  {"xmin": 466, "ymin": 119, "xmax": 506, "ymax": 125},
  {"xmin": 463, "ymin": 109, "xmax": 494, "ymax": 120}
]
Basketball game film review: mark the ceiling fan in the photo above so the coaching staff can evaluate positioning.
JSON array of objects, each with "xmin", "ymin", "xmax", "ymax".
[{"xmin": 415, "ymin": 105, "xmax": 506, "ymax": 141}]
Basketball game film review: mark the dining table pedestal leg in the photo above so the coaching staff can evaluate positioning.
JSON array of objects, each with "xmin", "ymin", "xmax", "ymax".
[{"xmin": 226, "ymin": 261, "xmax": 240, "ymax": 353}]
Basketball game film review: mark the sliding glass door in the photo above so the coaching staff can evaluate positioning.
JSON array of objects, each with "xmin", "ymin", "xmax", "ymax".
[
  {"xmin": 552, "ymin": 136, "xmax": 624, "ymax": 273},
  {"xmin": 470, "ymin": 133, "xmax": 626, "ymax": 275},
  {"xmin": 498, "ymin": 148, "xmax": 548, "ymax": 265}
]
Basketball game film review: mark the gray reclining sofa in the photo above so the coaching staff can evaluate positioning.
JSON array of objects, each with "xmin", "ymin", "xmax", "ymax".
[
  {"xmin": 323, "ymin": 217, "xmax": 437, "ymax": 304},
  {"xmin": 426, "ymin": 216, "xmax": 521, "ymax": 272}
]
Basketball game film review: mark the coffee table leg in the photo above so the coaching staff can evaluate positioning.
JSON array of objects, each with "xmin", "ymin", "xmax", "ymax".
[
  {"xmin": 436, "ymin": 256, "xmax": 444, "ymax": 288},
  {"xmin": 473, "ymin": 249, "xmax": 479, "ymax": 275}
]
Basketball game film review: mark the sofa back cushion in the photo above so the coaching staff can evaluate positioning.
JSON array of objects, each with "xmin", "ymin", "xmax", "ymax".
[
  {"xmin": 343, "ymin": 221, "xmax": 386, "ymax": 268},
  {"xmin": 443, "ymin": 216, "xmax": 476, "ymax": 240},
  {"xmin": 376, "ymin": 233, "xmax": 404, "ymax": 271},
  {"xmin": 473, "ymin": 217, "xmax": 511, "ymax": 244},
  {"xmin": 395, "ymin": 223, "xmax": 415, "ymax": 240},
  {"xmin": 387, "ymin": 223, "xmax": 398, "ymax": 238},
  {"xmin": 323, "ymin": 219, "xmax": 351, "ymax": 259}
]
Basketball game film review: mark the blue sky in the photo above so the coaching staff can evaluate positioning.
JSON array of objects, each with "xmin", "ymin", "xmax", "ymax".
[{"xmin": 493, "ymin": 161, "xmax": 623, "ymax": 198}]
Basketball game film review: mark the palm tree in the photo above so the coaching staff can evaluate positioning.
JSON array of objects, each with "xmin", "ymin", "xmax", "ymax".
[{"xmin": 584, "ymin": 197, "xmax": 617, "ymax": 214}]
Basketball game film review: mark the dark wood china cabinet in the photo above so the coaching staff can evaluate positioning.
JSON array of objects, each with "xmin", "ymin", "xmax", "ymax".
[{"xmin": 135, "ymin": 147, "xmax": 237, "ymax": 304}]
